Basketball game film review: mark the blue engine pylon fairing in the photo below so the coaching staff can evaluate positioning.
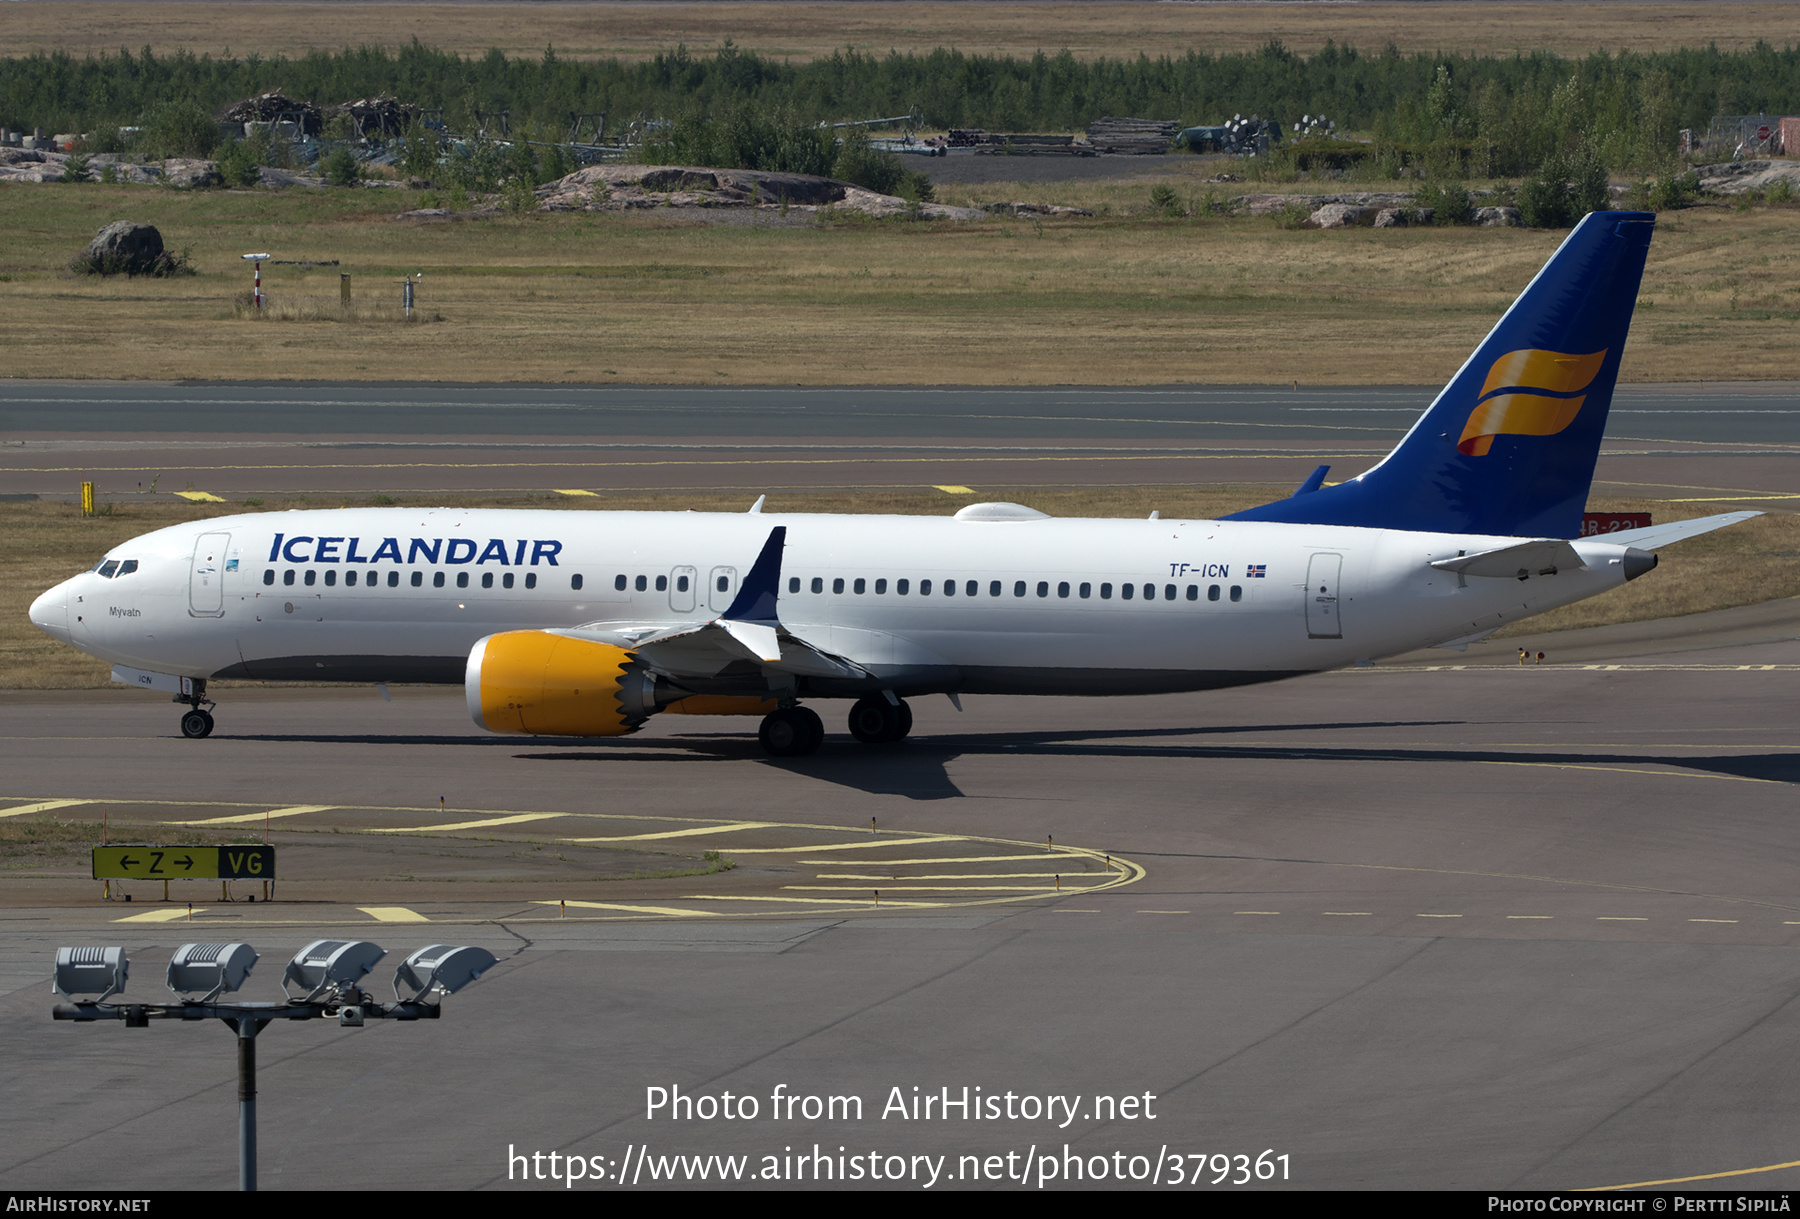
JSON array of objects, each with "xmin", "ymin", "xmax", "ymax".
[{"xmin": 1227, "ymin": 211, "xmax": 1656, "ymax": 539}]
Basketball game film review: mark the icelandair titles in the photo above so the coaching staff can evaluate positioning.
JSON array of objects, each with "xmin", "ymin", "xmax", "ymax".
[{"xmin": 268, "ymin": 534, "xmax": 563, "ymax": 567}]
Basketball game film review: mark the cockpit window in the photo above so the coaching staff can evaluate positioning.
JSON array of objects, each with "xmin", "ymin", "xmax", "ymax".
[
  {"xmin": 97, "ymin": 560, "xmax": 120, "ymax": 578},
  {"xmin": 116, "ymin": 560, "xmax": 139, "ymax": 576}
]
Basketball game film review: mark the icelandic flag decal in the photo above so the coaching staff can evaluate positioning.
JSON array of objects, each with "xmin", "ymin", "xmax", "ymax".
[{"xmin": 1247, "ymin": 564, "xmax": 1268, "ymax": 578}]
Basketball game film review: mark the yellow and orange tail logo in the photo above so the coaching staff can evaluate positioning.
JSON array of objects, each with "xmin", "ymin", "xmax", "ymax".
[{"xmin": 1456, "ymin": 348, "xmax": 1608, "ymax": 456}]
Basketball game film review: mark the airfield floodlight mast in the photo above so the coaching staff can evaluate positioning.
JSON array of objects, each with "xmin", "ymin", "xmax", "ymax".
[
  {"xmin": 241, "ymin": 252, "xmax": 270, "ymax": 312},
  {"xmin": 52, "ymin": 940, "xmax": 495, "ymax": 1191}
]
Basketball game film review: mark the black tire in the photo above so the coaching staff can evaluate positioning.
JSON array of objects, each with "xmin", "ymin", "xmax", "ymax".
[
  {"xmin": 760, "ymin": 707, "xmax": 824, "ymax": 758},
  {"xmin": 893, "ymin": 700, "xmax": 913, "ymax": 740},
  {"xmin": 848, "ymin": 696, "xmax": 898, "ymax": 744},
  {"xmin": 793, "ymin": 706, "xmax": 824, "ymax": 754},
  {"xmin": 180, "ymin": 710, "xmax": 213, "ymax": 739}
]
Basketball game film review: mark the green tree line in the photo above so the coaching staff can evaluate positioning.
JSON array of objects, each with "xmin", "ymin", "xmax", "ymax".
[{"xmin": 5, "ymin": 38, "xmax": 1799, "ymax": 172}]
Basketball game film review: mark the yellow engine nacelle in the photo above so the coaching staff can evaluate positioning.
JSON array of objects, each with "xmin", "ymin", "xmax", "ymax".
[{"xmin": 466, "ymin": 631, "xmax": 658, "ymax": 736}]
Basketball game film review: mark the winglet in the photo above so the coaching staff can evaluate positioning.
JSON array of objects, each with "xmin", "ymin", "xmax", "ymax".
[
  {"xmin": 722, "ymin": 526, "xmax": 785, "ymax": 624},
  {"xmin": 1293, "ymin": 465, "xmax": 1330, "ymax": 497}
]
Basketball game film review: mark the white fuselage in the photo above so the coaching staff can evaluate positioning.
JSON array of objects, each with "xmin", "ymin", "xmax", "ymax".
[{"xmin": 30, "ymin": 506, "xmax": 1640, "ymax": 699}]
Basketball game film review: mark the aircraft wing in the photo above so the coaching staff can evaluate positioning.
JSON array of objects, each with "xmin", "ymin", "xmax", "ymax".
[
  {"xmin": 628, "ymin": 619, "xmax": 870, "ymax": 680},
  {"xmin": 1429, "ymin": 539, "xmax": 1586, "ymax": 579},
  {"xmin": 1591, "ymin": 510, "xmax": 1762, "ymax": 550},
  {"xmin": 593, "ymin": 523, "xmax": 871, "ymax": 681}
]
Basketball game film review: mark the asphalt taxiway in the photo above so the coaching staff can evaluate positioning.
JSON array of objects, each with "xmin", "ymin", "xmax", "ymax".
[
  {"xmin": 4, "ymin": 381, "xmax": 1799, "ymax": 503},
  {"xmin": 3, "ymin": 601, "xmax": 1800, "ymax": 1190}
]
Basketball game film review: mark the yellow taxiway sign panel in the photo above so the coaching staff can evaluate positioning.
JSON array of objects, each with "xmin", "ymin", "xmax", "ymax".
[{"xmin": 92, "ymin": 845, "xmax": 275, "ymax": 880}]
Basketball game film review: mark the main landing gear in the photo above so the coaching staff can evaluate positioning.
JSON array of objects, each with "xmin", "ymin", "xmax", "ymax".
[
  {"xmin": 757, "ymin": 695, "xmax": 916, "ymax": 758},
  {"xmin": 847, "ymin": 694, "xmax": 912, "ymax": 744},
  {"xmin": 176, "ymin": 679, "xmax": 216, "ymax": 739},
  {"xmin": 759, "ymin": 705, "xmax": 824, "ymax": 758}
]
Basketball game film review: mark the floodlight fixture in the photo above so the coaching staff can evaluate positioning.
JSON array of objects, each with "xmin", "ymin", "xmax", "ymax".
[
  {"xmin": 54, "ymin": 946, "xmax": 128, "ymax": 1003},
  {"xmin": 167, "ymin": 942, "xmax": 259, "ymax": 1002},
  {"xmin": 393, "ymin": 945, "xmax": 498, "ymax": 1003},
  {"xmin": 282, "ymin": 939, "xmax": 385, "ymax": 1003},
  {"xmin": 241, "ymin": 253, "xmax": 271, "ymax": 262}
]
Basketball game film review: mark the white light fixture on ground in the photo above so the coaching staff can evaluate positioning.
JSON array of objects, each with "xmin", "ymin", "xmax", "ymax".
[
  {"xmin": 54, "ymin": 946, "xmax": 128, "ymax": 1003},
  {"xmin": 167, "ymin": 942, "xmax": 259, "ymax": 1002},
  {"xmin": 394, "ymin": 944, "xmax": 497, "ymax": 1002},
  {"xmin": 282, "ymin": 938, "xmax": 385, "ymax": 1003}
]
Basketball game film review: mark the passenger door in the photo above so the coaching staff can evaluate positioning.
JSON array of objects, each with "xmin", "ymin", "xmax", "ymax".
[
  {"xmin": 189, "ymin": 532, "xmax": 230, "ymax": 617},
  {"xmin": 1305, "ymin": 553, "xmax": 1342, "ymax": 639}
]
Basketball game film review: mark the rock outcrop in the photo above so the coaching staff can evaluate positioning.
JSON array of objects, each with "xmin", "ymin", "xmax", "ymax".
[{"xmin": 71, "ymin": 221, "xmax": 184, "ymax": 276}]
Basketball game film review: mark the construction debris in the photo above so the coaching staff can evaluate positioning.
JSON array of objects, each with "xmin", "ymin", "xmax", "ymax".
[
  {"xmin": 335, "ymin": 96, "xmax": 421, "ymax": 139},
  {"xmin": 218, "ymin": 92, "xmax": 323, "ymax": 137},
  {"xmin": 1085, "ymin": 117, "xmax": 1180, "ymax": 155},
  {"xmin": 531, "ymin": 164, "xmax": 987, "ymax": 220},
  {"xmin": 1693, "ymin": 160, "xmax": 1800, "ymax": 195}
]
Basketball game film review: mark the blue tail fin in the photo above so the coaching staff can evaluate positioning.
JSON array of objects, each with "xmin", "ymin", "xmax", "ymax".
[{"xmin": 1226, "ymin": 211, "xmax": 1654, "ymax": 538}]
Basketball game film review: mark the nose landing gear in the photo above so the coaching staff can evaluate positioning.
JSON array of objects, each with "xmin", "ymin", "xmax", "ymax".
[
  {"xmin": 175, "ymin": 678, "xmax": 216, "ymax": 739},
  {"xmin": 759, "ymin": 705, "xmax": 824, "ymax": 757},
  {"xmin": 847, "ymin": 695, "xmax": 913, "ymax": 744}
]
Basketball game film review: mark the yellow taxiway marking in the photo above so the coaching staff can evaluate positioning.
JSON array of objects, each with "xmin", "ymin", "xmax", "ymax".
[
  {"xmin": 371, "ymin": 813, "xmax": 570, "ymax": 833},
  {"xmin": 553, "ymin": 488, "xmax": 597, "ymax": 496},
  {"xmin": 534, "ymin": 900, "xmax": 707, "ymax": 918},
  {"xmin": 0, "ymin": 798, "xmax": 92, "ymax": 819},
  {"xmin": 180, "ymin": 804, "xmax": 334, "ymax": 826},
  {"xmin": 1323, "ymin": 911, "xmax": 1371, "ymax": 916},
  {"xmin": 173, "ymin": 490, "xmax": 227, "ymax": 503},
  {"xmin": 787, "ymin": 884, "xmax": 1103, "ymax": 892},
  {"xmin": 725, "ymin": 837, "xmax": 962, "ymax": 854},
  {"xmin": 1417, "ymin": 914, "xmax": 1463, "ymax": 918},
  {"xmin": 1591, "ymin": 1157, "xmax": 1800, "ymax": 1191},
  {"xmin": 1139, "ymin": 910, "xmax": 1190, "ymax": 915},
  {"xmin": 798, "ymin": 853, "xmax": 1064, "ymax": 865},
  {"xmin": 814, "ymin": 872, "xmax": 1099, "ymax": 881},
  {"xmin": 1235, "ymin": 911, "xmax": 1281, "ymax": 915},
  {"xmin": 1662, "ymin": 493, "xmax": 1800, "ymax": 502},
  {"xmin": 683, "ymin": 894, "xmax": 934, "ymax": 906},
  {"xmin": 564, "ymin": 821, "xmax": 773, "ymax": 843},
  {"xmin": 1599, "ymin": 917, "xmax": 1648, "ymax": 921},
  {"xmin": 934, "ymin": 485, "xmax": 974, "ymax": 494},
  {"xmin": 1053, "ymin": 908, "xmax": 1101, "ymax": 913},
  {"xmin": 114, "ymin": 907, "xmax": 207, "ymax": 923},
  {"xmin": 358, "ymin": 906, "xmax": 430, "ymax": 923},
  {"xmin": 1507, "ymin": 915, "xmax": 1553, "ymax": 920},
  {"xmin": 1690, "ymin": 918, "xmax": 1740, "ymax": 923},
  {"xmin": 1477, "ymin": 759, "xmax": 1784, "ymax": 786}
]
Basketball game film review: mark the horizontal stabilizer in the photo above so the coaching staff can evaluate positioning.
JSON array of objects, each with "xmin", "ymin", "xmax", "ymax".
[
  {"xmin": 1595, "ymin": 511, "xmax": 1761, "ymax": 551},
  {"xmin": 1430, "ymin": 539, "xmax": 1585, "ymax": 579}
]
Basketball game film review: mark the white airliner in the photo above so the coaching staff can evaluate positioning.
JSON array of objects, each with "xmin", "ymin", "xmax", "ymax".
[{"xmin": 27, "ymin": 211, "xmax": 1754, "ymax": 756}]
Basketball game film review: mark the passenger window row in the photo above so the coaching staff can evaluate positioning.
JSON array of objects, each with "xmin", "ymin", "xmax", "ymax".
[
  {"xmin": 779, "ymin": 577, "xmax": 1245, "ymax": 603},
  {"xmin": 263, "ymin": 568, "xmax": 578, "ymax": 591}
]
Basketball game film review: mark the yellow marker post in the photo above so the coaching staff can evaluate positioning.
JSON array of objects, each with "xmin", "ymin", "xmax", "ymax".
[
  {"xmin": 874, "ymin": 890, "xmax": 880, "ymax": 908},
  {"xmin": 80, "ymin": 481, "xmax": 95, "ymax": 517},
  {"xmin": 186, "ymin": 902, "xmax": 192, "ymax": 921}
]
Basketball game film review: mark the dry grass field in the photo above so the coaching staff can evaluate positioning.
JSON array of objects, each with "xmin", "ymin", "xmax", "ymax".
[
  {"xmin": 4, "ymin": 2, "xmax": 1796, "ymax": 62},
  {"xmin": 5, "ymin": 489, "xmax": 1794, "ymax": 689},
  {"xmin": 2, "ymin": 182, "xmax": 1798, "ymax": 385}
]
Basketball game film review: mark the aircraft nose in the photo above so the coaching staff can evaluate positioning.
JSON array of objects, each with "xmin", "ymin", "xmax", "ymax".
[{"xmin": 28, "ymin": 581, "xmax": 70, "ymax": 643}]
